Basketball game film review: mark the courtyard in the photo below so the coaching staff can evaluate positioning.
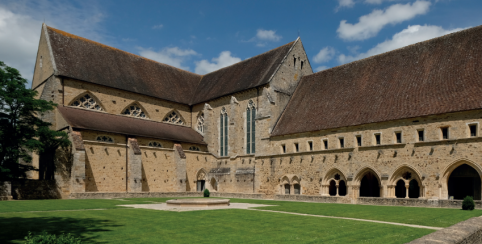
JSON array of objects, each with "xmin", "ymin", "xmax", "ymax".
[{"xmin": 0, "ymin": 198, "xmax": 480, "ymax": 243}]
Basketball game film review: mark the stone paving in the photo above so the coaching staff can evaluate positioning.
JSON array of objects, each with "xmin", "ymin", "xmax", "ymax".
[{"xmin": 117, "ymin": 202, "xmax": 274, "ymax": 212}]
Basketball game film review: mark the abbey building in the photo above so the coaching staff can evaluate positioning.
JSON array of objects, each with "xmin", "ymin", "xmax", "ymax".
[{"xmin": 29, "ymin": 23, "xmax": 482, "ymax": 204}]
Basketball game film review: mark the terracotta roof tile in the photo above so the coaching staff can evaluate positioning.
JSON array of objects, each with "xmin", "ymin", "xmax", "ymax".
[{"xmin": 272, "ymin": 25, "xmax": 482, "ymax": 136}]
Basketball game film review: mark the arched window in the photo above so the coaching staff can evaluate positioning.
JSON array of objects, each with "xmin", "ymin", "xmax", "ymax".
[
  {"xmin": 122, "ymin": 103, "xmax": 147, "ymax": 118},
  {"xmin": 246, "ymin": 100, "xmax": 256, "ymax": 154},
  {"xmin": 163, "ymin": 110, "xmax": 184, "ymax": 125},
  {"xmin": 220, "ymin": 107, "xmax": 228, "ymax": 156},
  {"xmin": 196, "ymin": 112, "xmax": 204, "ymax": 133},
  {"xmin": 189, "ymin": 146, "xmax": 200, "ymax": 151},
  {"xmin": 96, "ymin": 135, "xmax": 113, "ymax": 143},
  {"xmin": 284, "ymin": 184, "xmax": 290, "ymax": 194},
  {"xmin": 294, "ymin": 184, "xmax": 301, "ymax": 195},
  {"xmin": 70, "ymin": 93, "xmax": 103, "ymax": 111},
  {"xmin": 148, "ymin": 141, "xmax": 162, "ymax": 147}
]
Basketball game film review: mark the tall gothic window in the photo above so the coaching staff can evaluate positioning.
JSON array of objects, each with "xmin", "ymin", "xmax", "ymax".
[
  {"xmin": 163, "ymin": 110, "xmax": 184, "ymax": 125},
  {"xmin": 70, "ymin": 93, "xmax": 103, "ymax": 111},
  {"xmin": 246, "ymin": 100, "xmax": 256, "ymax": 154},
  {"xmin": 122, "ymin": 103, "xmax": 147, "ymax": 118},
  {"xmin": 220, "ymin": 107, "xmax": 228, "ymax": 156},
  {"xmin": 196, "ymin": 112, "xmax": 205, "ymax": 133}
]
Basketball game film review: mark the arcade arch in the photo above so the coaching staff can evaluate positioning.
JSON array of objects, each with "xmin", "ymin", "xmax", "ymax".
[
  {"xmin": 321, "ymin": 168, "xmax": 348, "ymax": 197},
  {"xmin": 441, "ymin": 159, "xmax": 482, "ymax": 200},
  {"xmin": 388, "ymin": 165, "xmax": 424, "ymax": 199},
  {"xmin": 354, "ymin": 167, "xmax": 382, "ymax": 198},
  {"xmin": 280, "ymin": 174, "xmax": 301, "ymax": 195}
]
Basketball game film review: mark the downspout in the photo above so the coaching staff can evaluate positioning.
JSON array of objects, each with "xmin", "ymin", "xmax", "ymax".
[{"xmin": 126, "ymin": 135, "xmax": 128, "ymax": 192}]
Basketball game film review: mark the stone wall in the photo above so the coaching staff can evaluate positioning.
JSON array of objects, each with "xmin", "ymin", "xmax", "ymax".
[
  {"xmin": 409, "ymin": 216, "xmax": 482, "ymax": 244},
  {"xmin": 0, "ymin": 181, "xmax": 12, "ymax": 200},
  {"xmin": 11, "ymin": 180, "xmax": 61, "ymax": 200},
  {"xmin": 70, "ymin": 191, "xmax": 203, "ymax": 199}
]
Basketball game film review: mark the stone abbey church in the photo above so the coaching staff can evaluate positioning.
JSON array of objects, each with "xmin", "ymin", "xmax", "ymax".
[{"xmin": 27, "ymin": 23, "xmax": 482, "ymax": 205}]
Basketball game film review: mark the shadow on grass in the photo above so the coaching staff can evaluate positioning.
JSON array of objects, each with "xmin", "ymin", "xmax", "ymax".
[{"xmin": 0, "ymin": 216, "xmax": 122, "ymax": 243}]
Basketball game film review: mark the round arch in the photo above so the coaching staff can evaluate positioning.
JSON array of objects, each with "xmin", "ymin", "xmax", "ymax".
[
  {"xmin": 321, "ymin": 168, "xmax": 348, "ymax": 197},
  {"xmin": 354, "ymin": 166, "xmax": 382, "ymax": 198},
  {"xmin": 388, "ymin": 164, "xmax": 424, "ymax": 199},
  {"xmin": 441, "ymin": 159, "xmax": 482, "ymax": 200}
]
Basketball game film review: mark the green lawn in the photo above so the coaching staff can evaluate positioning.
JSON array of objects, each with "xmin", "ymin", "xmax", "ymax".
[{"xmin": 0, "ymin": 197, "xmax": 478, "ymax": 243}]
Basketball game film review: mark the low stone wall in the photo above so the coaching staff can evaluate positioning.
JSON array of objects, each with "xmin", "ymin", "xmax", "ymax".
[
  {"xmin": 11, "ymin": 180, "xmax": 62, "ymax": 200},
  {"xmin": 0, "ymin": 181, "xmax": 12, "ymax": 200},
  {"xmin": 211, "ymin": 192, "xmax": 265, "ymax": 199},
  {"xmin": 275, "ymin": 194, "xmax": 352, "ymax": 204},
  {"xmin": 409, "ymin": 217, "xmax": 482, "ymax": 244},
  {"xmin": 70, "ymin": 192, "xmax": 203, "ymax": 199}
]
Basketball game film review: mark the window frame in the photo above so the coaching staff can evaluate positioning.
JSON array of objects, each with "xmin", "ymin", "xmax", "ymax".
[
  {"xmin": 374, "ymin": 133, "xmax": 381, "ymax": 145},
  {"xmin": 417, "ymin": 129, "xmax": 425, "ymax": 142},
  {"xmin": 355, "ymin": 135, "xmax": 362, "ymax": 147},
  {"xmin": 468, "ymin": 123, "xmax": 478, "ymax": 137},
  {"xmin": 394, "ymin": 131, "xmax": 402, "ymax": 144},
  {"xmin": 441, "ymin": 127, "xmax": 449, "ymax": 140}
]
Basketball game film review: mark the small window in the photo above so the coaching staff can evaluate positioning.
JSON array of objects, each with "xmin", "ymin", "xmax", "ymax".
[
  {"xmin": 148, "ymin": 141, "xmax": 162, "ymax": 147},
  {"xmin": 395, "ymin": 132, "xmax": 402, "ymax": 144},
  {"xmin": 356, "ymin": 136, "xmax": 362, "ymax": 147},
  {"xmin": 308, "ymin": 141, "xmax": 313, "ymax": 151},
  {"xmin": 418, "ymin": 130, "xmax": 424, "ymax": 142},
  {"xmin": 301, "ymin": 61, "xmax": 304, "ymax": 70},
  {"xmin": 339, "ymin": 138, "xmax": 344, "ymax": 148},
  {"xmin": 294, "ymin": 143, "xmax": 299, "ymax": 152},
  {"xmin": 294, "ymin": 184, "xmax": 301, "ymax": 195},
  {"xmin": 293, "ymin": 57, "xmax": 296, "ymax": 69},
  {"xmin": 189, "ymin": 146, "xmax": 200, "ymax": 151},
  {"xmin": 281, "ymin": 144, "xmax": 286, "ymax": 153},
  {"xmin": 375, "ymin": 133, "xmax": 381, "ymax": 145},
  {"xmin": 323, "ymin": 139, "xmax": 328, "ymax": 150},
  {"xmin": 96, "ymin": 135, "xmax": 113, "ymax": 143},
  {"xmin": 441, "ymin": 127, "xmax": 449, "ymax": 140},
  {"xmin": 469, "ymin": 124, "xmax": 478, "ymax": 137}
]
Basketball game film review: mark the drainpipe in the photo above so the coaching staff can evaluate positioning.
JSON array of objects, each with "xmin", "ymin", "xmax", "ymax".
[{"xmin": 126, "ymin": 135, "xmax": 128, "ymax": 192}]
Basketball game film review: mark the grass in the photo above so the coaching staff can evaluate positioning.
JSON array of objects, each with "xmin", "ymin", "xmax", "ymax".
[{"xmin": 0, "ymin": 197, "xmax": 479, "ymax": 243}]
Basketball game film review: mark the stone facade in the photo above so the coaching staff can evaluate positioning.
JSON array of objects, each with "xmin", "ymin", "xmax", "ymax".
[{"xmin": 23, "ymin": 24, "xmax": 482, "ymax": 208}]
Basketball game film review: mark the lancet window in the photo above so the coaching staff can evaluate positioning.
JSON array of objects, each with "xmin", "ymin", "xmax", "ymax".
[
  {"xmin": 96, "ymin": 135, "xmax": 113, "ymax": 143},
  {"xmin": 220, "ymin": 107, "xmax": 228, "ymax": 157},
  {"xmin": 196, "ymin": 112, "xmax": 205, "ymax": 133},
  {"xmin": 246, "ymin": 100, "xmax": 256, "ymax": 154},
  {"xmin": 163, "ymin": 111, "xmax": 184, "ymax": 125},
  {"xmin": 70, "ymin": 93, "xmax": 103, "ymax": 111},
  {"xmin": 122, "ymin": 103, "xmax": 147, "ymax": 118}
]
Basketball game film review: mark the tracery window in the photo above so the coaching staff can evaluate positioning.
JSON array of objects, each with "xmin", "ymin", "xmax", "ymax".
[
  {"xmin": 96, "ymin": 135, "xmax": 113, "ymax": 143},
  {"xmin": 196, "ymin": 112, "xmax": 205, "ymax": 133},
  {"xmin": 148, "ymin": 141, "xmax": 162, "ymax": 147},
  {"xmin": 220, "ymin": 107, "xmax": 228, "ymax": 157},
  {"xmin": 189, "ymin": 146, "xmax": 200, "ymax": 151},
  {"xmin": 122, "ymin": 103, "xmax": 147, "ymax": 118},
  {"xmin": 163, "ymin": 111, "xmax": 184, "ymax": 125},
  {"xmin": 246, "ymin": 100, "xmax": 256, "ymax": 154},
  {"xmin": 70, "ymin": 93, "xmax": 102, "ymax": 111}
]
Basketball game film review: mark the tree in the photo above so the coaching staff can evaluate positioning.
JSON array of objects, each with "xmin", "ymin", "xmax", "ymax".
[{"xmin": 0, "ymin": 61, "xmax": 70, "ymax": 180}]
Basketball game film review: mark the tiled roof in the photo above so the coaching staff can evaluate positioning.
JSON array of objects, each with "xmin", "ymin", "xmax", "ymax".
[
  {"xmin": 58, "ymin": 106, "xmax": 206, "ymax": 144},
  {"xmin": 272, "ymin": 25, "xmax": 482, "ymax": 136},
  {"xmin": 46, "ymin": 25, "xmax": 295, "ymax": 105}
]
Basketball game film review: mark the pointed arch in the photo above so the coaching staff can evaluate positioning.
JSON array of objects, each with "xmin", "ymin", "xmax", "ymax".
[
  {"xmin": 441, "ymin": 158, "xmax": 482, "ymax": 200},
  {"xmin": 389, "ymin": 164, "xmax": 423, "ymax": 185},
  {"xmin": 196, "ymin": 168, "xmax": 207, "ymax": 192},
  {"xmin": 388, "ymin": 165, "xmax": 423, "ymax": 199},
  {"xmin": 246, "ymin": 100, "xmax": 256, "ymax": 154},
  {"xmin": 220, "ymin": 107, "xmax": 228, "ymax": 156},
  {"xmin": 163, "ymin": 110, "xmax": 185, "ymax": 125},
  {"xmin": 355, "ymin": 166, "xmax": 382, "ymax": 198},
  {"xmin": 196, "ymin": 168, "xmax": 207, "ymax": 181},
  {"xmin": 354, "ymin": 166, "xmax": 382, "ymax": 184},
  {"xmin": 121, "ymin": 102, "xmax": 149, "ymax": 119},
  {"xmin": 322, "ymin": 168, "xmax": 348, "ymax": 197},
  {"xmin": 196, "ymin": 111, "xmax": 205, "ymax": 133},
  {"xmin": 323, "ymin": 168, "xmax": 348, "ymax": 185},
  {"xmin": 69, "ymin": 92, "xmax": 104, "ymax": 111}
]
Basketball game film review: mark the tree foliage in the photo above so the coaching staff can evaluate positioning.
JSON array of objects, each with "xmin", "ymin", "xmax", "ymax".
[{"xmin": 0, "ymin": 61, "xmax": 70, "ymax": 180}]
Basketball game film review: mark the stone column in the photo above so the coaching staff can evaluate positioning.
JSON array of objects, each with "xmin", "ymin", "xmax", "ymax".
[
  {"xmin": 173, "ymin": 144, "xmax": 187, "ymax": 192},
  {"xmin": 127, "ymin": 138, "xmax": 142, "ymax": 192},
  {"xmin": 70, "ymin": 131, "xmax": 85, "ymax": 193},
  {"xmin": 336, "ymin": 182, "xmax": 339, "ymax": 197},
  {"xmin": 405, "ymin": 184, "xmax": 409, "ymax": 199}
]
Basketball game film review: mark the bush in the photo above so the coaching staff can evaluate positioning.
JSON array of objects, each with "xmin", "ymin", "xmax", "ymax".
[
  {"xmin": 24, "ymin": 231, "xmax": 82, "ymax": 244},
  {"xmin": 462, "ymin": 196, "xmax": 475, "ymax": 210},
  {"xmin": 203, "ymin": 188, "xmax": 210, "ymax": 197}
]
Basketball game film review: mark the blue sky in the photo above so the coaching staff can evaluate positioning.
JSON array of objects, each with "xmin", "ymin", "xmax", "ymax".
[{"xmin": 1, "ymin": 0, "xmax": 481, "ymax": 84}]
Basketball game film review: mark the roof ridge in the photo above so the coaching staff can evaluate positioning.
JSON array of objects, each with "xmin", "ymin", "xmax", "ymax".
[{"xmin": 46, "ymin": 25, "xmax": 201, "ymax": 77}]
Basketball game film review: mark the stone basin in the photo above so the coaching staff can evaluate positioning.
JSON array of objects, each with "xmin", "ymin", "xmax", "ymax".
[{"xmin": 166, "ymin": 198, "xmax": 230, "ymax": 207}]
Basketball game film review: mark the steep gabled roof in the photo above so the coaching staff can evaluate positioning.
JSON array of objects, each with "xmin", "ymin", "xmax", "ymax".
[
  {"xmin": 45, "ymin": 25, "xmax": 296, "ymax": 106},
  {"xmin": 58, "ymin": 106, "xmax": 206, "ymax": 144},
  {"xmin": 46, "ymin": 26, "xmax": 201, "ymax": 104},
  {"xmin": 272, "ymin": 25, "xmax": 482, "ymax": 137},
  {"xmin": 190, "ymin": 40, "xmax": 296, "ymax": 104}
]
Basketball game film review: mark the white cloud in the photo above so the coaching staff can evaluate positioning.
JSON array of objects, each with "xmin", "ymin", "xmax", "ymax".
[
  {"xmin": 313, "ymin": 47, "xmax": 336, "ymax": 63},
  {"xmin": 194, "ymin": 51, "xmax": 241, "ymax": 74},
  {"xmin": 337, "ymin": 1, "xmax": 431, "ymax": 41},
  {"xmin": 0, "ymin": 0, "xmax": 104, "ymax": 85},
  {"xmin": 338, "ymin": 25, "xmax": 466, "ymax": 64},
  {"xmin": 138, "ymin": 47, "xmax": 197, "ymax": 70},
  {"xmin": 152, "ymin": 24, "xmax": 163, "ymax": 29},
  {"xmin": 315, "ymin": 66, "xmax": 330, "ymax": 72},
  {"xmin": 337, "ymin": 0, "xmax": 355, "ymax": 8},
  {"xmin": 249, "ymin": 29, "xmax": 282, "ymax": 47}
]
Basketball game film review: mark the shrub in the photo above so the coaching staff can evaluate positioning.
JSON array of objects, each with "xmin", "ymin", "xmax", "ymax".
[
  {"xmin": 203, "ymin": 188, "xmax": 210, "ymax": 197},
  {"xmin": 462, "ymin": 196, "xmax": 475, "ymax": 210},
  {"xmin": 24, "ymin": 231, "xmax": 82, "ymax": 244}
]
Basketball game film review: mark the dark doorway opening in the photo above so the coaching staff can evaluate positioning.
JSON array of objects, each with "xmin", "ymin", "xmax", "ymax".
[
  {"xmin": 339, "ymin": 180, "xmax": 347, "ymax": 196},
  {"xmin": 448, "ymin": 164, "xmax": 481, "ymax": 200},
  {"xmin": 197, "ymin": 180, "xmax": 205, "ymax": 192},
  {"xmin": 329, "ymin": 180, "xmax": 336, "ymax": 196},
  {"xmin": 409, "ymin": 179, "xmax": 420, "ymax": 198},
  {"xmin": 284, "ymin": 184, "xmax": 290, "ymax": 194},
  {"xmin": 39, "ymin": 149, "xmax": 56, "ymax": 180},
  {"xmin": 395, "ymin": 179, "xmax": 406, "ymax": 198},
  {"xmin": 360, "ymin": 172, "xmax": 380, "ymax": 197}
]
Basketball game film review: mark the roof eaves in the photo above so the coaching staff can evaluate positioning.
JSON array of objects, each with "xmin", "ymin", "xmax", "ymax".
[
  {"xmin": 267, "ymin": 37, "xmax": 299, "ymax": 84},
  {"xmin": 43, "ymin": 24, "xmax": 58, "ymax": 75}
]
